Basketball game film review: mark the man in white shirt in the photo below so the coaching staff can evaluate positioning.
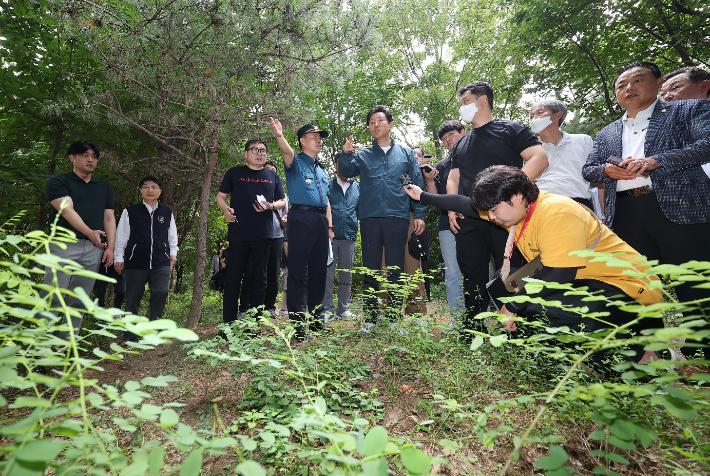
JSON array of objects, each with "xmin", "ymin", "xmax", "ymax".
[
  {"xmin": 114, "ymin": 176, "xmax": 179, "ymax": 341},
  {"xmin": 529, "ymin": 100, "xmax": 596, "ymax": 211}
]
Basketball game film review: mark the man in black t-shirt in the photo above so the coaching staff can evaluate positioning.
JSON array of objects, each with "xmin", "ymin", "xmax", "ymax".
[
  {"xmin": 446, "ymin": 82, "xmax": 548, "ymax": 338},
  {"xmin": 42, "ymin": 140, "xmax": 116, "ymax": 340},
  {"xmin": 216, "ymin": 138, "xmax": 286, "ymax": 325}
]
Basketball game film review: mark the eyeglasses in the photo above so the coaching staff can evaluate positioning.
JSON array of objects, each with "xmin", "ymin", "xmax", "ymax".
[
  {"xmin": 141, "ymin": 185, "xmax": 161, "ymax": 190},
  {"xmin": 248, "ymin": 147, "xmax": 268, "ymax": 155}
]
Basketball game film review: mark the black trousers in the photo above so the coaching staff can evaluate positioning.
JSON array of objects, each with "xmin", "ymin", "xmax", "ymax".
[
  {"xmin": 124, "ymin": 266, "xmax": 171, "ymax": 341},
  {"xmin": 518, "ymin": 279, "xmax": 648, "ymax": 371},
  {"xmin": 455, "ymin": 217, "xmax": 522, "ymax": 331},
  {"xmin": 287, "ymin": 208, "xmax": 328, "ymax": 324},
  {"xmin": 571, "ymin": 197, "xmax": 594, "ymax": 210},
  {"xmin": 264, "ymin": 238, "xmax": 283, "ymax": 311},
  {"xmin": 239, "ymin": 253, "xmax": 253, "ymax": 314},
  {"xmin": 613, "ymin": 191, "xmax": 710, "ymax": 357},
  {"xmin": 223, "ymin": 238, "xmax": 272, "ymax": 323},
  {"xmin": 94, "ymin": 265, "xmax": 126, "ymax": 309},
  {"xmin": 359, "ymin": 217, "xmax": 410, "ymax": 323}
]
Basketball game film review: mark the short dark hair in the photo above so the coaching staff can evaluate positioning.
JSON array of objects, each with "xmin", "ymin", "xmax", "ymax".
[
  {"xmin": 411, "ymin": 146, "xmax": 424, "ymax": 155},
  {"xmin": 139, "ymin": 176, "xmax": 162, "ymax": 189},
  {"xmin": 366, "ymin": 105, "xmax": 393, "ymax": 125},
  {"xmin": 665, "ymin": 66, "xmax": 710, "ymax": 84},
  {"xmin": 612, "ymin": 61, "xmax": 662, "ymax": 90},
  {"xmin": 67, "ymin": 140, "xmax": 100, "ymax": 159},
  {"xmin": 458, "ymin": 81, "xmax": 494, "ymax": 110},
  {"xmin": 470, "ymin": 166, "xmax": 539, "ymax": 211},
  {"xmin": 244, "ymin": 138, "xmax": 268, "ymax": 152},
  {"xmin": 437, "ymin": 120, "xmax": 465, "ymax": 139},
  {"xmin": 333, "ymin": 151, "xmax": 341, "ymax": 165},
  {"xmin": 264, "ymin": 160, "xmax": 277, "ymax": 169}
]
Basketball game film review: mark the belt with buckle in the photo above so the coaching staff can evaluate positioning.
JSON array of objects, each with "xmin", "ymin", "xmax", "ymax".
[
  {"xmin": 617, "ymin": 185, "xmax": 653, "ymax": 198},
  {"xmin": 292, "ymin": 204, "xmax": 327, "ymax": 214}
]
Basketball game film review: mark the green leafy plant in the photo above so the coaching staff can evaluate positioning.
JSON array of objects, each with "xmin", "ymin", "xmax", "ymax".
[{"xmin": 0, "ymin": 214, "xmax": 268, "ymax": 475}]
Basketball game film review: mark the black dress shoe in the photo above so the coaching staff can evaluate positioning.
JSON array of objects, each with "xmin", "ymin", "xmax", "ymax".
[{"xmin": 293, "ymin": 325, "xmax": 308, "ymax": 342}]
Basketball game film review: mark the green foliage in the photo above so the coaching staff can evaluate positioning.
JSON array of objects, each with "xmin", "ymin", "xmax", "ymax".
[
  {"xmin": 508, "ymin": 0, "xmax": 710, "ymax": 130},
  {"xmin": 0, "ymin": 214, "xmax": 266, "ymax": 475},
  {"xmin": 187, "ymin": 319, "xmax": 447, "ymax": 475}
]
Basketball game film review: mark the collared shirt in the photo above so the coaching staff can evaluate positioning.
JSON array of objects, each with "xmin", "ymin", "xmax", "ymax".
[
  {"xmin": 535, "ymin": 131, "xmax": 592, "ymax": 199},
  {"xmin": 617, "ymin": 100, "xmax": 655, "ymax": 191},
  {"xmin": 337, "ymin": 176, "xmax": 351, "ymax": 195},
  {"xmin": 45, "ymin": 170, "xmax": 115, "ymax": 241},
  {"xmin": 284, "ymin": 152, "xmax": 330, "ymax": 207},
  {"xmin": 114, "ymin": 200, "xmax": 179, "ymax": 263}
]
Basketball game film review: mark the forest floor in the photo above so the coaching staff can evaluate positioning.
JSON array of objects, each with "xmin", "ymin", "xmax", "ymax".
[
  {"xmin": 72, "ymin": 290, "xmax": 710, "ymax": 475},
  {"xmin": 3, "ymin": 288, "xmax": 708, "ymax": 475}
]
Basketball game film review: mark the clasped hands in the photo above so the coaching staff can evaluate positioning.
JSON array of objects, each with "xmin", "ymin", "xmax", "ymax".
[{"xmin": 605, "ymin": 156, "xmax": 660, "ymax": 180}]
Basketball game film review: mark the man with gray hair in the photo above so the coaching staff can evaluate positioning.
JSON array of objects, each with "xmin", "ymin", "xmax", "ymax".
[{"xmin": 529, "ymin": 99, "xmax": 595, "ymax": 210}]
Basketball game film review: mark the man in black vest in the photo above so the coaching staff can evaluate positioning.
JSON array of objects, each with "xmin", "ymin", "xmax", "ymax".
[{"xmin": 114, "ymin": 176, "xmax": 179, "ymax": 341}]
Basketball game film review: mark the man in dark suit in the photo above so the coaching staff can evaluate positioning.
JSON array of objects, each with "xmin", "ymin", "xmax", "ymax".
[{"xmin": 582, "ymin": 61, "xmax": 710, "ymax": 368}]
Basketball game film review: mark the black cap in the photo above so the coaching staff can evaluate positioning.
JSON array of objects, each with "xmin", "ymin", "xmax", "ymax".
[{"xmin": 297, "ymin": 124, "xmax": 329, "ymax": 139}]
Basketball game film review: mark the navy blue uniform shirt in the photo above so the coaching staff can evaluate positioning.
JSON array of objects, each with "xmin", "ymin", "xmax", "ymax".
[{"xmin": 284, "ymin": 152, "xmax": 329, "ymax": 207}]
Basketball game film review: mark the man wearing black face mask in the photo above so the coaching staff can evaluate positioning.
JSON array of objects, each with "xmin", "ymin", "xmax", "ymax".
[{"xmin": 446, "ymin": 81, "xmax": 548, "ymax": 341}]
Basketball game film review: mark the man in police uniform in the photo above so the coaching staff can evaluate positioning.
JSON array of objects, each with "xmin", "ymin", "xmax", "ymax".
[{"xmin": 270, "ymin": 118, "xmax": 334, "ymax": 340}]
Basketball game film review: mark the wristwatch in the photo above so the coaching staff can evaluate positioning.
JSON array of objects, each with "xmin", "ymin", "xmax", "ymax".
[{"xmin": 328, "ymin": 226, "xmax": 334, "ymax": 230}]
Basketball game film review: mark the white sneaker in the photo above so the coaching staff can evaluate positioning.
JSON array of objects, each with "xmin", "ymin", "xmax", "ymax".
[
  {"xmin": 324, "ymin": 313, "xmax": 335, "ymax": 322},
  {"xmin": 359, "ymin": 322, "xmax": 374, "ymax": 333},
  {"xmin": 339, "ymin": 310, "xmax": 354, "ymax": 320},
  {"xmin": 279, "ymin": 310, "xmax": 289, "ymax": 317}
]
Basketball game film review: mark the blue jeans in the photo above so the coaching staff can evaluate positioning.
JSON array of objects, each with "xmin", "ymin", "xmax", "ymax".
[{"xmin": 439, "ymin": 230, "xmax": 465, "ymax": 319}]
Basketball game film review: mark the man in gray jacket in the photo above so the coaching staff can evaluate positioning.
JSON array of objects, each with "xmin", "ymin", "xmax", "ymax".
[
  {"xmin": 323, "ymin": 152, "xmax": 360, "ymax": 320},
  {"xmin": 339, "ymin": 105, "xmax": 427, "ymax": 327}
]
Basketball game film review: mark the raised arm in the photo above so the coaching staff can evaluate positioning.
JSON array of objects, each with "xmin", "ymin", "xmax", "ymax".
[
  {"xmin": 338, "ymin": 135, "xmax": 360, "ymax": 178},
  {"xmin": 270, "ymin": 117, "xmax": 295, "ymax": 167}
]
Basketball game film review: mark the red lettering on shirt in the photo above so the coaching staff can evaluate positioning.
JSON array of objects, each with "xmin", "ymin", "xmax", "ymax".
[{"xmin": 237, "ymin": 177, "xmax": 273, "ymax": 183}]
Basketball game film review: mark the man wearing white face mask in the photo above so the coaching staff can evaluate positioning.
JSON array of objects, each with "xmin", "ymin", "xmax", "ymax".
[
  {"xmin": 446, "ymin": 81, "xmax": 548, "ymax": 341},
  {"xmin": 529, "ymin": 100, "xmax": 595, "ymax": 211}
]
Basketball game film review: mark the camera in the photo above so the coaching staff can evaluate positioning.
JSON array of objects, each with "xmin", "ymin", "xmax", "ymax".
[{"xmin": 400, "ymin": 173, "xmax": 412, "ymax": 188}]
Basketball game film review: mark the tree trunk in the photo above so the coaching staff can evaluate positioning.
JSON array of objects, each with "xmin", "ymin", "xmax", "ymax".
[
  {"xmin": 185, "ymin": 126, "xmax": 220, "ymax": 329},
  {"xmin": 39, "ymin": 122, "xmax": 64, "ymax": 228}
]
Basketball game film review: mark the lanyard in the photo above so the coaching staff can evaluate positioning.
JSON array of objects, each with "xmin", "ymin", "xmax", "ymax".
[
  {"xmin": 312, "ymin": 160, "xmax": 324, "ymax": 204},
  {"xmin": 509, "ymin": 200, "xmax": 537, "ymax": 259}
]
